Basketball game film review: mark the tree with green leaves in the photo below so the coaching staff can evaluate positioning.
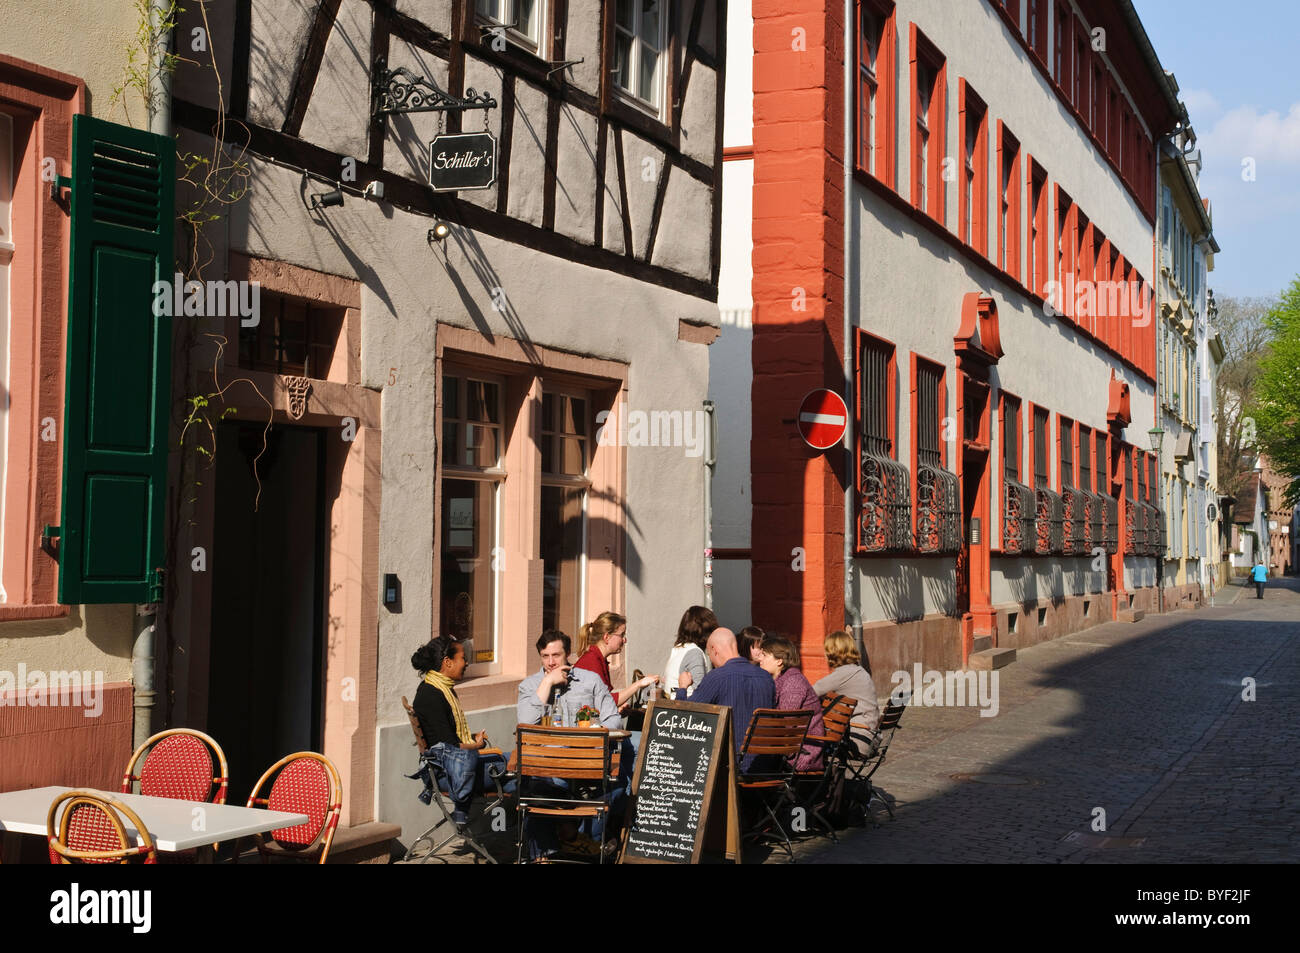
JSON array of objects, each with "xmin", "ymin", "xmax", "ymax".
[
  {"xmin": 1249, "ymin": 277, "xmax": 1300, "ymax": 508},
  {"xmin": 1214, "ymin": 293, "xmax": 1275, "ymax": 500}
]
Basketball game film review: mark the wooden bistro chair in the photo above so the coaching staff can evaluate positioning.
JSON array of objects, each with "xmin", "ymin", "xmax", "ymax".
[
  {"xmin": 244, "ymin": 752, "xmax": 342, "ymax": 864},
  {"xmin": 48, "ymin": 790, "xmax": 157, "ymax": 864},
  {"xmin": 792, "ymin": 693, "xmax": 859, "ymax": 841},
  {"xmin": 120, "ymin": 727, "xmax": 230, "ymax": 862},
  {"xmin": 514, "ymin": 724, "xmax": 616, "ymax": 865},
  {"xmin": 844, "ymin": 691, "xmax": 910, "ymax": 823},
  {"xmin": 737, "ymin": 708, "xmax": 815, "ymax": 862},
  {"xmin": 400, "ymin": 696, "xmax": 509, "ymax": 864},
  {"xmin": 121, "ymin": 728, "xmax": 229, "ymax": 805}
]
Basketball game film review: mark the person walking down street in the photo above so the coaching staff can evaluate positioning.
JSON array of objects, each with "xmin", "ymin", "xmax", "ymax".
[{"xmin": 1252, "ymin": 561, "xmax": 1268, "ymax": 599}]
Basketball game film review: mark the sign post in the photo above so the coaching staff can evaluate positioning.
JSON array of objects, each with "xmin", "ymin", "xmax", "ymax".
[{"xmin": 797, "ymin": 389, "xmax": 849, "ymax": 450}]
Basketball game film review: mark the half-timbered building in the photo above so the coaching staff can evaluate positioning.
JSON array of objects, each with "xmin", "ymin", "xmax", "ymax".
[{"xmin": 161, "ymin": 0, "xmax": 724, "ymax": 848}]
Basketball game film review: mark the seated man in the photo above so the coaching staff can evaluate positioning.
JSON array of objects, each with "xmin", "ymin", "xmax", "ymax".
[
  {"xmin": 410, "ymin": 635, "xmax": 512, "ymax": 832},
  {"xmin": 675, "ymin": 627, "xmax": 775, "ymax": 772},
  {"xmin": 516, "ymin": 630, "xmax": 624, "ymax": 859},
  {"xmin": 518, "ymin": 630, "xmax": 623, "ymax": 729}
]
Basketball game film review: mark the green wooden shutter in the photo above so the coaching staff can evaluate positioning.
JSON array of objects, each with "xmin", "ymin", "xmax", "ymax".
[{"xmin": 57, "ymin": 114, "xmax": 174, "ymax": 605}]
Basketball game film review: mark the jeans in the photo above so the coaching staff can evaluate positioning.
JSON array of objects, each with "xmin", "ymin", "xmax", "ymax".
[
  {"xmin": 1256, "ymin": 581, "xmax": 1265, "ymax": 599},
  {"xmin": 423, "ymin": 743, "xmax": 514, "ymax": 824}
]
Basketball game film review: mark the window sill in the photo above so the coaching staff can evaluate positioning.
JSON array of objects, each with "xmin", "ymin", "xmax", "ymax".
[{"xmin": 0, "ymin": 603, "xmax": 71, "ymax": 622}]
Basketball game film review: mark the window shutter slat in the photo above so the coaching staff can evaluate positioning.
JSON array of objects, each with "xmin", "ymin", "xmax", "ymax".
[{"xmin": 57, "ymin": 115, "xmax": 174, "ymax": 605}]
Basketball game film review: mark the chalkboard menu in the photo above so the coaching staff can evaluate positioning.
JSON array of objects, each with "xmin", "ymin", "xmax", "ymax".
[{"xmin": 620, "ymin": 699, "xmax": 738, "ymax": 864}]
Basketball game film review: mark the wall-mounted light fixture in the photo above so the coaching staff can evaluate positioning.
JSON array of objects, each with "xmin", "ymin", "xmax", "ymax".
[
  {"xmin": 428, "ymin": 221, "xmax": 451, "ymax": 243},
  {"xmin": 310, "ymin": 187, "xmax": 345, "ymax": 210}
]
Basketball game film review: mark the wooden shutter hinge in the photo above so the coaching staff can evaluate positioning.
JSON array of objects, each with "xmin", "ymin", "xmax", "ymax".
[
  {"xmin": 41, "ymin": 524, "xmax": 60, "ymax": 559},
  {"xmin": 150, "ymin": 567, "xmax": 165, "ymax": 604}
]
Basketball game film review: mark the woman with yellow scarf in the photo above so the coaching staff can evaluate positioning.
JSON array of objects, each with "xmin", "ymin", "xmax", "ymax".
[{"xmin": 411, "ymin": 635, "xmax": 510, "ymax": 830}]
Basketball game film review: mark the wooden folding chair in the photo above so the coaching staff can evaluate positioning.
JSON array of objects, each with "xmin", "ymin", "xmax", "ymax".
[
  {"xmin": 48, "ymin": 790, "xmax": 157, "ymax": 864},
  {"xmin": 400, "ymin": 696, "xmax": 508, "ymax": 864},
  {"xmin": 737, "ymin": 708, "xmax": 814, "ymax": 861},
  {"xmin": 792, "ymin": 693, "xmax": 858, "ymax": 840},
  {"xmin": 844, "ymin": 692, "xmax": 910, "ymax": 823},
  {"xmin": 514, "ymin": 724, "xmax": 615, "ymax": 864},
  {"xmin": 244, "ymin": 751, "xmax": 342, "ymax": 863}
]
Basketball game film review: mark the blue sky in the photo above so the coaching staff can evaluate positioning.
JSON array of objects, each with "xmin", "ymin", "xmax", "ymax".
[{"xmin": 1135, "ymin": 0, "xmax": 1300, "ymax": 298}]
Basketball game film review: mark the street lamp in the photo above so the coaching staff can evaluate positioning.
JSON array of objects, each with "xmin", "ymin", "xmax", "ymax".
[{"xmin": 1148, "ymin": 427, "xmax": 1165, "ymax": 453}]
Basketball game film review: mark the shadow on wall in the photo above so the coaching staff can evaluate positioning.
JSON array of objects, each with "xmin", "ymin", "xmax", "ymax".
[
  {"xmin": 1045, "ymin": 562, "xmax": 1066, "ymax": 606},
  {"xmin": 446, "ymin": 227, "xmax": 541, "ymax": 365},
  {"xmin": 1005, "ymin": 560, "xmax": 1036, "ymax": 605},
  {"xmin": 869, "ymin": 563, "xmax": 925, "ymax": 623},
  {"xmin": 923, "ymin": 568, "xmax": 959, "ymax": 618}
]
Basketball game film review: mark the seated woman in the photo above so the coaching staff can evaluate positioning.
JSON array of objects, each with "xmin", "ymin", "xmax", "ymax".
[
  {"xmin": 738, "ymin": 625, "xmax": 765, "ymax": 664},
  {"xmin": 755, "ymin": 635, "xmax": 825, "ymax": 772},
  {"xmin": 663, "ymin": 605, "xmax": 717, "ymax": 698},
  {"xmin": 574, "ymin": 611, "xmax": 659, "ymax": 710},
  {"xmin": 812, "ymin": 630, "xmax": 882, "ymax": 756},
  {"xmin": 410, "ymin": 635, "xmax": 511, "ymax": 830}
]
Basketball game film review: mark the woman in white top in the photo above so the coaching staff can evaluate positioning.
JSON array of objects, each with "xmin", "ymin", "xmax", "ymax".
[
  {"xmin": 812, "ymin": 629, "xmax": 882, "ymax": 755},
  {"xmin": 663, "ymin": 605, "xmax": 717, "ymax": 698}
]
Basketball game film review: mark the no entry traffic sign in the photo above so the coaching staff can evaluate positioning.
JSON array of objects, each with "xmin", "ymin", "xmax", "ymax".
[{"xmin": 797, "ymin": 389, "xmax": 848, "ymax": 450}]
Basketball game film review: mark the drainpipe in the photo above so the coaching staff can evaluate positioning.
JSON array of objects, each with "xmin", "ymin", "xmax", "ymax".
[
  {"xmin": 703, "ymin": 399, "xmax": 717, "ymax": 609},
  {"xmin": 842, "ymin": 0, "xmax": 862, "ymax": 652},
  {"xmin": 133, "ymin": 0, "xmax": 174, "ymax": 748}
]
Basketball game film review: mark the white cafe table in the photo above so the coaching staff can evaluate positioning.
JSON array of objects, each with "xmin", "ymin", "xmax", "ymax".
[{"xmin": 0, "ymin": 786, "xmax": 310, "ymax": 861}]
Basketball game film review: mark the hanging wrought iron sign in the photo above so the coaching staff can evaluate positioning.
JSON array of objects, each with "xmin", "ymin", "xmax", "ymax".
[{"xmin": 428, "ymin": 132, "xmax": 497, "ymax": 192}]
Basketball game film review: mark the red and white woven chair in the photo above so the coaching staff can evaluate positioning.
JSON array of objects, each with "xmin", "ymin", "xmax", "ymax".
[
  {"xmin": 47, "ymin": 790, "xmax": 157, "ymax": 864},
  {"xmin": 121, "ymin": 728, "xmax": 229, "ymax": 804},
  {"xmin": 244, "ymin": 752, "xmax": 342, "ymax": 864}
]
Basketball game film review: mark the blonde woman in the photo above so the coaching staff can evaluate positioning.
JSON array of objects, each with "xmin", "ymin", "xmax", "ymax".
[
  {"xmin": 812, "ymin": 630, "xmax": 882, "ymax": 754},
  {"xmin": 574, "ymin": 611, "xmax": 659, "ymax": 710}
]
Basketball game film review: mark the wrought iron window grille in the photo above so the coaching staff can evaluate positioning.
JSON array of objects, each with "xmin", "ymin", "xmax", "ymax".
[
  {"xmin": 917, "ymin": 457, "xmax": 961, "ymax": 553},
  {"xmin": 1036, "ymin": 486, "xmax": 1065, "ymax": 555},
  {"xmin": 1063, "ymin": 487, "xmax": 1087, "ymax": 555},
  {"xmin": 859, "ymin": 446, "xmax": 913, "ymax": 553},
  {"xmin": 1002, "ymin": 479, "xmax": 1036, "ymax": 555},
  {"xmin": 1102, "ymin": 494, "xmax": 1119, "ymax": 554}
]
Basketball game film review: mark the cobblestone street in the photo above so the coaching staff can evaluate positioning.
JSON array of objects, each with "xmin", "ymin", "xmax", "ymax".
[{"xmin": 792, "ymin": 578, "xmax": 1300, "ymax": 864}]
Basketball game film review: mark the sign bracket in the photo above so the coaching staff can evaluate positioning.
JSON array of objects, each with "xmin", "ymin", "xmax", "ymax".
[{"xmin": 371, "ymin": 56, "xmax": 498, "ymax": 120}]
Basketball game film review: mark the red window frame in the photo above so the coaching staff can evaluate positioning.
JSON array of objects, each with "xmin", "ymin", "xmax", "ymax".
[
  {"xmin": 1030, "ymin": 403, "xmax": 1051, "ymax": 489},
  {"xmin": 1057, "ymin": 414, "xmax": 1075, "ymax": 491},
  {"xmin": 909, "ymin": 24, "xmax": 947, "ymax": 224},
  {"xmin": 1054, "ymin": 184, "xmax": 1075, "ymax": 320},
  {"xmin": 1026, "ymin": 157, "xmax": 1048, "ymax": 297},
  {"xmin": 1000, "ymin": 390, "xmax": 1023, "ymax": 487},
  {"xmin": 1073, "ymin": 21, "xmax": 1089, "ymax": 116},
  {"xmin": 997, "ymin": 121, "xmax": 1021, "ymax": 281},
  {"xmin": 958, "ymin": 79, "xmax": 988, "ymax": 255},
  {"xmin": 1027, "ymin": 0, "xmax": 1048, "ymax": 62},
  {"xmin": 856, "ymin": 0, "xmax": 898, "ymax": 186},
  {"xmin": 856, "ymin": 329, "xmax": 899, "ymax": 460},
  {"xmin": 1078, "ymin": 423, "xmax": 1094, "ymax": 492},
  {"xmin": 1054, "ymin": 2, "xmax": 1071, "ymax": 86},
  {"xmin": 910, "ymin": 353, "xmax": 948, "ymax": 540}
]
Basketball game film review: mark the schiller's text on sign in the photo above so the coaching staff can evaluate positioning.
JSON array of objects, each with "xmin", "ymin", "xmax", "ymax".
[{"xmin": 428, "ymin": 132, "xmax": 497, "ymax": 192}]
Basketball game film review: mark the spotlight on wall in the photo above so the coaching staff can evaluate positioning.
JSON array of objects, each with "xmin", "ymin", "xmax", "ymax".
[
  {"xmin": 310, "ymin": 188, "xmax": 345, "ymax": 210},
  {"xmin": 428, "ymin": 221, "xmax": 451, "ymax": 243}
]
